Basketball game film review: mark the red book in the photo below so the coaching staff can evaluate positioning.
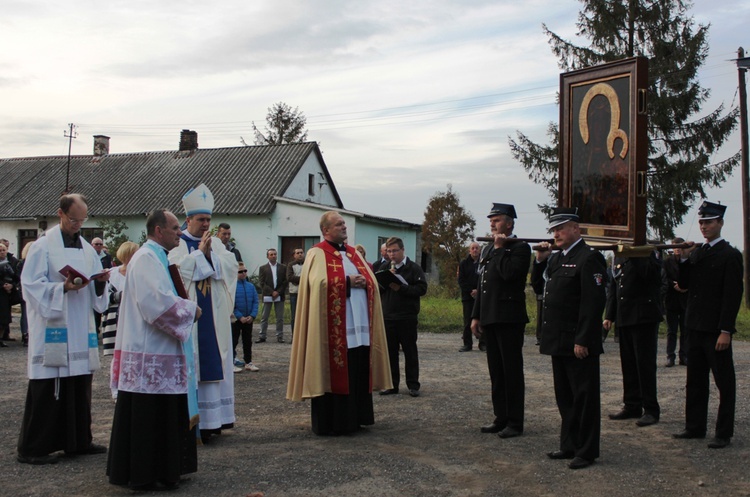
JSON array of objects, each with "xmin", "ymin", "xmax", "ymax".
[{"xmin": 59, "ymin": 265, "xmax": 108, "ymax": 285}]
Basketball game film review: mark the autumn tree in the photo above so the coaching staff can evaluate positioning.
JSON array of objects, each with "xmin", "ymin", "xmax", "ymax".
[
  {"xmin": 244, "ymin": 102, "xmax": 309, "ymax": 146},
  {"xmin": 422, "ymin": 185, "xmax": 476, "ymax": 289},
  {"xmin": 509, "ymin": 0, "xmax": 739, "ymax": 239}
]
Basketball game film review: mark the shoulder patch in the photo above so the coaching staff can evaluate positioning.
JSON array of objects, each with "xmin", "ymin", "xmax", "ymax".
[{"xmin": 593, "ymin": 273, "xmax": 604, "ymax": 286}]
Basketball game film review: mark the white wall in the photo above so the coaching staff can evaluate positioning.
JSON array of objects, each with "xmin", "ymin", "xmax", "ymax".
[{"xmin": 282, "ymin": 154, "xmax": 339, "ymax": 206}]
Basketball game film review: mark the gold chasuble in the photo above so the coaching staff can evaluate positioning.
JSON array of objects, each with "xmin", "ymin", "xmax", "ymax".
[{"xmin": 287, "ymin": 242, "xmax": 391, "ymax": 401}]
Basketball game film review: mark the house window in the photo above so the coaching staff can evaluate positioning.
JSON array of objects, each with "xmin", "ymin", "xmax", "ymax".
[
  {"xmin": 308, "ymin": 174, "xmax": 315, "ymax": 196},
  {"xmin": 80, "ymin": 228, "xmax": 104, "ymax": 243}
]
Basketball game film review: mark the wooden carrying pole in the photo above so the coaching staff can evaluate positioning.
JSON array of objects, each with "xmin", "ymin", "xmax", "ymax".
[{"xmin": 530, "ymin": 242, "xmax": 692, "ymax": 256}]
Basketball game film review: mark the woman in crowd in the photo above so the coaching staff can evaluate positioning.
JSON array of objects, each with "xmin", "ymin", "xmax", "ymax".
[
  {"xmin": 102, "ymin": 242, "xmax": 139, "ymax": 356},
  {"xmin": 14, "ymin": 242, "xmax": 34, "ymax": 346},
  {"xmin": 355, "ymin": 244, "xmax": 373, "ymax": 270},
  {"xmin": 0, "ymin": 243, "xmax": 21, "ymax": 347}
]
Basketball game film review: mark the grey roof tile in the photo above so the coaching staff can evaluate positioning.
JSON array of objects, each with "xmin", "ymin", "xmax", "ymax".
[{"xmin": 0, "ymin": 141, "xmax": 342, "ymax": 218}]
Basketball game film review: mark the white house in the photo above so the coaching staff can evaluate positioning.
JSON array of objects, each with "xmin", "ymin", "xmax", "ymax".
[{"xmin": 0, "ymin": 130, "xmax": 422, "ymax": 275}]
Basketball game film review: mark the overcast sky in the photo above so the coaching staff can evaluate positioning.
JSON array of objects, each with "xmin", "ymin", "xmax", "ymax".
[{"xmin": 1, "ymin": 0, "xmax": 747, "ymax": 246}]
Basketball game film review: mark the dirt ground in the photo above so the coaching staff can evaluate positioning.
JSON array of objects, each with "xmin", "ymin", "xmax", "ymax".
[{"xmin": 2, "ymin": 320, "xmax": 750, "ymax": 497}]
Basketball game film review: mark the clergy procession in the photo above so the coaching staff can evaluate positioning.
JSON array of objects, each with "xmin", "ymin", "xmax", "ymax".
[{"xmin": 9, "ymin": 172, "xmax": 744, "ymax": 493}]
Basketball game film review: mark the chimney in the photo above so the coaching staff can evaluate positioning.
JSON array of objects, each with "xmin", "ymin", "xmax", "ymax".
[
  {"xmin": 179, "ymin": 129, "xmax": 198, "ymax": 151},
  {"xmin": 93, "ymin": 135, "xmax": 110, "ymax": 156}
]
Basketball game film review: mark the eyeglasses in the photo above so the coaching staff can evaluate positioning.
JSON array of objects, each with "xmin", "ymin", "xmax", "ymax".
[
  {"xmin": 65, "ymin": 215, "xmax": 88, "ymax": 225},
  {"xmin": 238, "ymin": 270, "xmax": 248, "ymax": 274},
  {"xmin": 93, "ymin": 243, "xmax": 103, "ymax": 246}
]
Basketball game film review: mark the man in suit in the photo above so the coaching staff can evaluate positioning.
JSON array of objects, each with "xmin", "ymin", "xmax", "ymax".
[
  {"xmin": 217, "ymin": 223, "xmax": 243, "ymax": 262},
  {"xmin": 286, "ymin": 248, "xmax": 305, "ymax": 340},
  {"xmin": 379, "ymin": 237, "xmax": 428, "ymax": 398},
  {"xmin": 674, "ymin": 201, "xmax": 743, "ymax": 449},
  {"xmin": 458, "ymin": 242, "xmax": 481, "ymax": 352},
  {"xmin": 470, "ymin": 203, "xmax": 530, "ymax": 439},
  {"xmin": 257, "ymin": 248, "xmax": 288, "ymax": 343},
  {"xmin": 372, "ymin": 243, "xmax": 389, "ymax": 272},
  {"xmin": 662, "ymin": 238, "xmax": 688, "ymax": 367},
  {"xmin": 604, "ymin": 251, "xmax": 663, "ymax": 427},
  {"xmin": 531, "ymin": 207, "xmax": 606, "ymax": 470}
]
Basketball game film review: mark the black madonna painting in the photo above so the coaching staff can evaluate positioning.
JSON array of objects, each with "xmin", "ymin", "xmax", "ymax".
[{"xmin": 559, "ymin": 57, "xmax": 648, "ymax": 245}]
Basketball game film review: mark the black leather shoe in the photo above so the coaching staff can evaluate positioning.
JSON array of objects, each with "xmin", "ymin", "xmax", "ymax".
[
  {"xmin": 0, "ymin": 341, "xmax": 8, "ymax": 348},
  {"xmin": 480, "ymin": 423, "xmax": 503, "ymax": 434},
  {"xmin": 131, "ymin": 480, "xmax": 180, "ymax": 492},
  {"xmin": 666, "ymin": 357, "xmax": 675, "ymax": 367},
  {"xmin": 408, "ymin": 389, "xmax": 420, "ymax": 397},
  {"xmin": 498, "ymin": 427, "xmax": 522, "ymax": 439},
  {"xmin": 277, "ymin": 337, "xmax": 285, "ymax": 343},
  {"xmin": 546, "ymin": 450, "xmax": 574, "ymax": 460},
  {"xmin": 568, "ymin": 457, "xmax": 593, "ymax": 469},
  {"xmin": 379, "ymin": 388, "xmax": 399, "ymax": 396},
  {"xmin": 708, "ymin": 437, "xmax": 730, "ymax": 449},
  {"xmin": 608, "ymin": 408, "xmax": 642, "ymax": 420},
  {"xmin": 679, "ymin": 359, "xmax": 687, "ymax": 366},
  {"xmin": 67, "ymin": 443, "xmax": 107, "ymax": 456},
  {"xmin": 673, "ymin": 430, "xmax": 705, "ymax": 439},
  {"xmin": 17, "ymin": 454, "xmax": 58, "ymax": 465},
  {"xmin": 84, "ymin": 443, "xmax": 107, "ymax": 454},
  {"xmin": 255, "ymin": 338, "xmax": 266, "ymax": 343},
  {"xmin": 478, "ymin": 343, "xmax": 487, "ymax": 352},
  {"xmin": 635, "ymin": 414, "xmax": 659, "ymax": 427},
  {"xmin": 458, "ymin": 345, "xmax": 472, "ymax": 352}
]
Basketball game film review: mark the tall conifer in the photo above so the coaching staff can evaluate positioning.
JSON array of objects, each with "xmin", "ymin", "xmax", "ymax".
[{"xmin": 509, "ymin": 0, "xmax": 739, "ymax": 239}]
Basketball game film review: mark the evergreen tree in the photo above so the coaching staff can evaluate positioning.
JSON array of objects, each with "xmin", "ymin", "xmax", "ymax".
[
  {"xmin": 244, "ymin": 102, "xmax": 309, "ymax": 146},
  {"xmin": 509, "ymin": 0, "xmax": 739, "ymax": 239}
]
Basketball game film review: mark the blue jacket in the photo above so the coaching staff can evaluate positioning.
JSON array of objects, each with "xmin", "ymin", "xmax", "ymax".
[{"xmin": 234, "ymin": 279, "xmax": 259, "ymax": 319}]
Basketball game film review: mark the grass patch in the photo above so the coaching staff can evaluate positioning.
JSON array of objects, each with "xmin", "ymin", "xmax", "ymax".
[{"xmin": 417, "ymin": 289, "xmax": 750, "ymax": 338}]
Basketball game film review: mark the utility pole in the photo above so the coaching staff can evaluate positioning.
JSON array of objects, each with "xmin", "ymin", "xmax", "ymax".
[
  {"xmin": 63, "ymin": 123, "xmax": 78, "ymax": 193},
  {"xmin": 737, "ymin": 48, "xmax": 749, "ymax": 307}
]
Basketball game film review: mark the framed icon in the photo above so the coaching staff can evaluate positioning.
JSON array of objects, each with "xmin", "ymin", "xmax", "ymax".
[{"xmin": 559, "ymin": 57, "xmax": 648, "ymax": 245}]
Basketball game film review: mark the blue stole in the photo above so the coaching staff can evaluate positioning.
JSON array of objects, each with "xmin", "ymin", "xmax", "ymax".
[
  {"xmin": 180, "ymin": 235, "xmax": 223, "ymax": 381},
  {"xmin": 144, "ymin": 240, "xmax": 200, "ymax": 433}
]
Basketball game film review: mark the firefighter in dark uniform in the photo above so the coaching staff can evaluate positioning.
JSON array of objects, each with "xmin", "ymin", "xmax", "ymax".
[
  {"xmin": 531, "ymin": 207, "xmax": 606, "ymax": 470},
  {"xmin": 604, "ymin": 251, "xmax": 663, "ymax": 427},
  {"xmin": 673, "ymin": 201, "xmax": 743, "ymax": 449},
  {"xmin": 470, "ymin": 203, "xmax": 530, "ymax": 439}
]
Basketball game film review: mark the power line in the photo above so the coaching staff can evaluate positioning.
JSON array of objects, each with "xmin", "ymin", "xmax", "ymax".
[{"xmin": 75, "ymin": 52, "xmax": 738, "ymax": 137}]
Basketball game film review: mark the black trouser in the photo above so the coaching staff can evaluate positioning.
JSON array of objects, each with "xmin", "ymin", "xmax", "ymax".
[
  {"xmin": 551, "ymin": 354, "xmax": 600, "ymax": 461},
  {"xmin": 618, "ymin": 322, "xmax": 660, "ymax": 417},
  {"xmin": 684, "ymin": 331, "xmax": 735, "ymax": 439},
  {"xmin": 231, "ymin": 320, "xmax": 253, "ymax": 364},
  {"xmin": 461, "ymin": 300, "xmax": 475, "ymax": 347},
  {"xmin": 384, "ymin": 319, "xmax": 420, "ymax": 391},
  {"xmin": 666, "ymin": 308, "xmax": 687, "ymax": 362},
  {"xmin": 289, "ymin": 293, "xmax": 298, "ymax": 339},
  {"xmin": 483, "ymin": 323, "xmax": 525, "ymax": 431}
]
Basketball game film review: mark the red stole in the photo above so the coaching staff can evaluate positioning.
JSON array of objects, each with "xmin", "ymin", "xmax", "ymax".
[{"xmin": 316, "ymin": 242, "xmax": 376, "ymax": 394}]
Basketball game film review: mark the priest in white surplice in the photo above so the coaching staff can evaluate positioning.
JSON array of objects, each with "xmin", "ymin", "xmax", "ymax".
[
  {"xmin": 169, "ymin": 184, "xmax": 238, "ymax": 441},
  {"xmin": 17, "ymin": 193, "xmax": 110, "ymax": 465},
  {"xmin": 108, "ymin": 209, "xmax": 201, "ymax": 491}
]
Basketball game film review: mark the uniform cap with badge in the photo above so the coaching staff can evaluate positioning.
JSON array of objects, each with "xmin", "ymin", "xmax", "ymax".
[{"xmin": 547, "ymin": 207, "xmax": 580, "ymax": 230}]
